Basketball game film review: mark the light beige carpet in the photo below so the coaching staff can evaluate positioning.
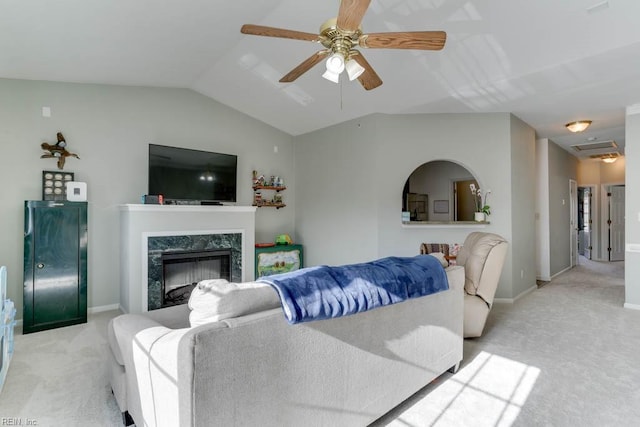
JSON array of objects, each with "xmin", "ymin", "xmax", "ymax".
[
  {"xmin": 373, "ymin": 257, "xmax": 637, "ymax": 426},
  {"xmin": 0, "ymin": 257, "xmax": 634, "ymax": 426},
  {"xmin": 0, "ymin": 310, "xmax": 122, "ymax": 426}
]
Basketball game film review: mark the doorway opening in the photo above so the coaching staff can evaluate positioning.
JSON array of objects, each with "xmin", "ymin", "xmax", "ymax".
[
  {"xmin": 606, "ymin": 185, "xmax": 625, "ymax": 262},
  {"xmin": 577, "ymin": 186, "xmax": 594, "ymax": 260}
]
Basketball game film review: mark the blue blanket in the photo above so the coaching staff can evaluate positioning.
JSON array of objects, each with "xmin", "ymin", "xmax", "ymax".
[{"xmin": 257, "ymin": 255, "xmax": 449, "ymax": 324}]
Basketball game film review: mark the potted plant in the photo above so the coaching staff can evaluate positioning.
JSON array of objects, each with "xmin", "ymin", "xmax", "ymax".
[{"xmin": 470, "ymin": 183, "xmax": 491, "ymax": 221}]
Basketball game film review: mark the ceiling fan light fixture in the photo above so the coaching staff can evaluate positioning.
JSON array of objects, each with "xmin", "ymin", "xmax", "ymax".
[
  {"xmin": 325, "ymin": 53, "xmax": 345, "ymax": 74},
  {"xmin": 345, "ymin": 59, "xmax": 365, "ymax": 81},
  {"xmin": 322, "ymin": 69, "xmax": 341, "ymax": 83},
  {"xmin": 565, "ymin": 120, "xmax": 592, "ymax": 133},
  {"xmin": 602, "ymin": 157, "xmax": 617, "ymax": 164}
]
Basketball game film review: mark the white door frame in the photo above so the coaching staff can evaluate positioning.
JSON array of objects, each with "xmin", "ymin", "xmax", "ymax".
[{"xmin": 570, "ymin": 179, "xmax": 578, "ymax": 267}]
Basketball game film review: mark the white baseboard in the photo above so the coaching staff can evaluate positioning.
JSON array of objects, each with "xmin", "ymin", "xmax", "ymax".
[
  {"xmin": 88, "ymin": 304, "xmax": 120, "ymax": 314},
  {"xmin": 551, "ymin": 265, "xmax": 572, "ymax": 280},
  {"xmin": 624, "ymin": 303, "xmax": 640, "ymax": 311},
  {"xmin": 494, "ymin": 284, "xmax": 537, "ymax": 304},
  {"xmin": 536, "ymin": 275, "xmax": 551, "ymax": 282}
]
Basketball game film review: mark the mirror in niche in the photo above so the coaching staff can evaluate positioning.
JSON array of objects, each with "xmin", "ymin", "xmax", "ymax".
[{"xmin": 402, "ymin": 160, "xmax": 479, "ymax": 223}]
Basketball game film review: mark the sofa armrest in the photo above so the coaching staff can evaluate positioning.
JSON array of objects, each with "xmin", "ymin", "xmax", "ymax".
[
  {"xmin": 110, "ymin": 314, "xmax": 166, "ymax": 366},
  {"xmin": 145, "ymin": 304, "xmax": 191, "ymax": 329},
  {"xmin": 475, "ymin": 241, "xmax": 508, "ymax": 307},
  {"xmin": 132, "ymin": 321, "xmax": 228, "ymax": 427}
]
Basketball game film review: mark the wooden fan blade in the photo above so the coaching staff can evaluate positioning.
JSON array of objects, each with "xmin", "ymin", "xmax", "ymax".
[
  {"xmin": 241, "ymin": 24, "xmax": 319, "ymax": 42},
  {"xmin": 280, "ymin": 50, "xmax": 329, "ymax": 83},
  {"xmin": 336, "ymin": 0, "xmax": 371, "ymax": 32},
  {"xmin": 359, "ymin": 31, "xmax": 446, "ymax": 50},
  {"xmin": 352, "ymin": 53, "xmax": 382, "ymax": 91}
]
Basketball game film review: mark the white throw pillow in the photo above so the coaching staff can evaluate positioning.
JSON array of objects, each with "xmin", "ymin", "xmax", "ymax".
[
  {"xmin": 188, "ymin": 279, "xmax": 281, "ymax": 327},
  {"xmin": 427, "ymin": 252, "xmax": 449, "ymax": 268}
]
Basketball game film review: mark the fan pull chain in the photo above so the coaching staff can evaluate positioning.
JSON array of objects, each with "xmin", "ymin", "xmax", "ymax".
[{"xmin": 340, "ymin": 76, "xmax": 343, "ymax": 110}]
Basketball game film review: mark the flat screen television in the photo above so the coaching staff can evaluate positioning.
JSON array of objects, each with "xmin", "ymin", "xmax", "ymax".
[{"xmin": 148, "ymin": 144, "xmax": 237, "ymax": 204}]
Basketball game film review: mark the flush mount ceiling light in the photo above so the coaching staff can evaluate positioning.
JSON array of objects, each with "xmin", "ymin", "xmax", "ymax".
[
  {"xmin": 589, "ymin": 151, "xmax": 619, "ymax": 163},
  {"xmin": 565, "ymin": 120, "xmax": 592, "ymax": 133}
]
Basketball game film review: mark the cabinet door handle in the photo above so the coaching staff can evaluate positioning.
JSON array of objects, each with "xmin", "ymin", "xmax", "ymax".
[{"xmin": 37, "ymin": 263, "xmax": 45, "ymax": 269}]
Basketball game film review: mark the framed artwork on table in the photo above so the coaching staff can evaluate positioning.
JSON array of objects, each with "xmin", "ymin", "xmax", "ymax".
[
  {"xmin": 255, "ymin": 244, "xmax": 303, "ymax": 279},
  {"xmin": 434, "ymin": 200, "xmax": 449, "ymax": 214}
]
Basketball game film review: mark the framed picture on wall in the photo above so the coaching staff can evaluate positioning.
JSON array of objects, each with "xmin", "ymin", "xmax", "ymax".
[{"xmin": 434, "ymin": 200, "xmax": 449, "ymax": 214}]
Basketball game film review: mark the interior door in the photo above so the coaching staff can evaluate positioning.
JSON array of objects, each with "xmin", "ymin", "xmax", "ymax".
[
  {"xmin": 570, "ymin": 180, "xmax": 578, "ymax": 267},
  {"xmin": 608, "ymin": 185, "xmax": 625, "ymax": 261},
  {"xmin": 32, "ymin": 206, "xmax": 82, "ymax": 325},
  {"xmin": 454, "ymin": 179, "xmax": 477, "ymax": 221}
]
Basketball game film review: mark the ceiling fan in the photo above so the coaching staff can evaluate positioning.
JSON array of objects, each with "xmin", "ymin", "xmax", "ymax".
[{"xmin": 240, "ymin": 0, "xmax": 446, "ymax": 90}]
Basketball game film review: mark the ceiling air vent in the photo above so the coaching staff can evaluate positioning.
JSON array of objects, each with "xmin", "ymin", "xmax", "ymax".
[{"xmin": 571, "ymin": 140, "xmax": 617, "ymax": 152}]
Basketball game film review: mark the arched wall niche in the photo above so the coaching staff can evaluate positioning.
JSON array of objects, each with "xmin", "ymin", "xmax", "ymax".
[{"xmin": 402, "ymin": 159, "xmax": 481, "ymax": 223}]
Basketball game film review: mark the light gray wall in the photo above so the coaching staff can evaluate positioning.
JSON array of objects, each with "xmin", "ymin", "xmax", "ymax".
[
  {"xmin": 536, "ymin": 138, "xmax": 551, "ymax": 280},
  {"xmin": 547, "ymin": 140, "xmax": 578, "ymax": 276},
  {"xmin": 510, "ymin": 115, "xmax": 537, "ymax": 296},
  {"xmin": 625, "ymin": 105, "xmax": 640, "ymax": 307},
  {"xmin": 0, "ymin": 78, "xmax": 294, "ymax": 318},
  {"xmin": 294, "ymin": 112, "xmax": 536, "ymax": 299},
  {"xmin": 293, "ymin": 117, "xmax": 379, "ymax": 266}
]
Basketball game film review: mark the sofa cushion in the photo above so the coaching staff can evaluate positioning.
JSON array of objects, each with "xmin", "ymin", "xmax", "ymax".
[
  {"xmin": 188, "ymin": 279, "xmax": 281, "ymax": 327},
  {"xmin": 457, "ymin": 232, "xmax": 507, "ymax": 296}
]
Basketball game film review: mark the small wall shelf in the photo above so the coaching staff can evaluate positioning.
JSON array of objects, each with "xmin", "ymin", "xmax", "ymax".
[
  {"xmin": 253, "ymin": 185, "xmax": 286, "ymax": 192},
  {"xmin": 253, "ymin": 202, "xmax": 286, "ymax": 209},
  {"xmin": 252, "ymin": 172, "xmax": 286, "ymax": 209}
]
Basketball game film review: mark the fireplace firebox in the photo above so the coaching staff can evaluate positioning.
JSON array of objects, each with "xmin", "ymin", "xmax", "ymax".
[{"xmin": 160, "ymin": 249, "xmax": 231, "ymax": 308}]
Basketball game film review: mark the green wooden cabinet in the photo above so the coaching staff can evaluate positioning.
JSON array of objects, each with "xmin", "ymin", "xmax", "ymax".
[{"xmin": 23, "ymin": 201, "xmax": 88, "ymax": 334}]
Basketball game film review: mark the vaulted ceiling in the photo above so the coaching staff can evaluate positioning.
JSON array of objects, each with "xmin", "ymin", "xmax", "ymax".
[{"xmin": 2, "ymin": 0, "xmax": 639, "ymax": 159}]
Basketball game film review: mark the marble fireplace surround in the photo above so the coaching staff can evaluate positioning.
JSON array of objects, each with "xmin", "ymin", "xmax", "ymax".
[{"xmin": 119, "ymin": 204, "xmax": 257, "ymax": 314}]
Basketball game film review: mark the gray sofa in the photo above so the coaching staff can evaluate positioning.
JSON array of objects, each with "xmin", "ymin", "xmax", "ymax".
[{"xmin": 108, "ymin": 265, "xmax": 464, "ymax": 427}]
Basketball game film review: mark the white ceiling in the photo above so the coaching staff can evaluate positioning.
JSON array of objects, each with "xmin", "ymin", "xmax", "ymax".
[{"xmin": 2, "ymin": 0, "xmax": 639, "ymax": 158}]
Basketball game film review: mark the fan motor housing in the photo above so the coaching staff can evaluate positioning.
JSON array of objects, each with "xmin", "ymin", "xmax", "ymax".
[{"xmin": 320, "ymin": 17, "xmax": 361, "ymax": 56}]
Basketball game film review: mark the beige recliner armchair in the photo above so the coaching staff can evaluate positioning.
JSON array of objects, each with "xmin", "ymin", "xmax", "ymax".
[
  {"xmin": 456, "ymin": 232, "xmax": 508, "ymax": 338},
  {"xmin": 420, "ymin": 232, "xmax": 508, "ymax": 338}
]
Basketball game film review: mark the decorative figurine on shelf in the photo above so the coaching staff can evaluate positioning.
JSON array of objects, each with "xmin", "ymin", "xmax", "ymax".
[
  {"xmin": 41, "ymin": 132, "xmax": 80, "ymax": 170},
  {"xmin": 275, "ymin": 234, "xmax": 293, "ymax": 245},
  {"xmin": 253, "ymin": 172, "xmax": 266, "ymax": 187}
]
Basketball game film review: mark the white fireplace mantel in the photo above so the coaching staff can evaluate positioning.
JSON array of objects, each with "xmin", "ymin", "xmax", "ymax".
[{"xmin": 119, "ymin": 204, "xmax": 257, "ymax": 314}]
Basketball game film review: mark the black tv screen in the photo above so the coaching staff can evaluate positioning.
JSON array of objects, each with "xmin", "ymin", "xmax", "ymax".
[{"xmin": 148, "ymin": 144, "xmax": 237, "ymax": 203}]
